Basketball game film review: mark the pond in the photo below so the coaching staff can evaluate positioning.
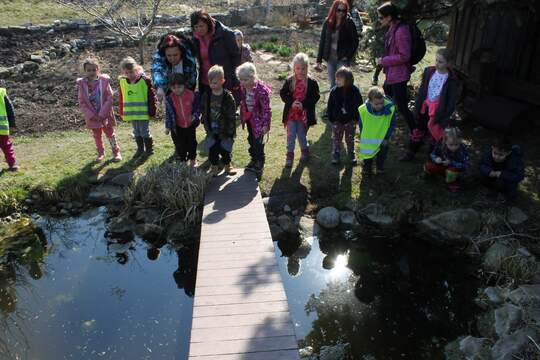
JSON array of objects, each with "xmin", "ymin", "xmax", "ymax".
[
  {"xmin": 0, "ymin": 207, "xmax": 197, "ymax": 360},
  {"xmin": 274, "ymin": 230, "xmax": 481, "ymax": 359}
]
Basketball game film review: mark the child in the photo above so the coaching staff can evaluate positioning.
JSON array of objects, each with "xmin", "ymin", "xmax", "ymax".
[
  {"xmin": 164, "ymin": 73, "xmax": 200, "ymax": 166},
  {"xmin": 77, "ymin": 58, "xmax": 122, "ymax": 162},
  {"xmin": 236, "ymin": 62, "xmax": 272, "ymax": 176},
  {"xmin": 280, "ymin": 53, "xmax": 320, "ymax": 167},
  {"xmin": 402, "ymin": 48, "xmax": 458, "ymax": 161},
  {"xmin": 118, "ymin": 56, "xmax": 157, "ymax": 158},
  {"xmin": 201, "ymin": 65, "xmax": 237, "ymax": 177},
  {"xmin": 358, "ymin": 87, "xmax": 396, "ymax": 175},
  {"xmin": 234, "ymin": 29, "xmax": 253, "ymax": 64},
  {"xmin": 327, "ymin": 66, "xmax": 362, "ymax": 165},
  {"xmin": 424, "ymin": 127, "xmax": 469, "ymax": 192},
  {"xmin": 0, "ymin": 86, "xmax": 18, "ymax": 171},
  {"xmin": 479, "ymin": 137, "xmax": 525, "ymax": 201}
]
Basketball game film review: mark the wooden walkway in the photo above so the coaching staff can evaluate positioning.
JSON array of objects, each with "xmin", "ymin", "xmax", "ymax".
[{"xmin": 188, "ymin": 170, "xmax": 300, "ymax": 360}]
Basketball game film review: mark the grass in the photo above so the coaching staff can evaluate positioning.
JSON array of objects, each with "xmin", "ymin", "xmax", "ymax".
[{"xmin": 0, "ymin": 0, "xmax": 87, "ymax": 26}]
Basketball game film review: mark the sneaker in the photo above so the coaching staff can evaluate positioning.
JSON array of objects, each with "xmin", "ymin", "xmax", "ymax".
[
  {"xmin": 96, "ymin": 154, "xmax": 105, "ymax": 162},
  {"xmin": 8, "ymin": 164, "xmax": 19, "ymax": 172},
  {"xmin": 112, "ymin": 153, "xmax": 122, "ymax": 163},
  {"xmin": 224, "ymin": 164, "xmax": 237, "ymax": 176}
]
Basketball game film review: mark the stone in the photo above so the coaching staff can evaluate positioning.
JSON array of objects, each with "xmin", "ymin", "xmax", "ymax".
[
  {"xmin": 316, "ymin": 207, "xmax": 340, "ymax": 229},
  {"xmin": 357, "ymin": 203, "xmax": 394, "ymax": 226},
  {"xmin": 22, "ymin": 61, "xmax": 39, "ymax": 73},
  {"xmin": 484, "ymin": 287, "xmax": 509, "ymax": 305},
  {"xmin": 508, "ymin": 285, "xmax": 540, "ymax": 305},
  {"xmin": 483, "ymin": 242, "xmax": 514, "ymax": 272},
  {"xmin": 459, "ymin": 336, "xmax": 490, "ymax": 360},
  {"xmin": 87, "ymin": 185, "xmax": 124, "ymax": 204},
  {"xmin": 110, "ymin": 172, "xmax": 134, "ymax": 187},
  {"xmin": 263, "ymin": 192, "xmax": 307, "ymax": 212},
  {"xmin": 299, "ymin": 346, "xmax": 314, "ymax": 358},
  {"xmin": 319, "ymin": 343, "xmax": 350, "ymax": 360},
  {"xmin": 135, "ymin": 209, "xmax": 161, "ymax": 224},
  {"xmin": 259, "ymin": 53, "xmax": 275, "ymax": 62},
  {"xmin": 495, "ymin": 304, "xmax": 523, "ymax": 337},
  {"xmin": 30, "ymin": 54, "xmax": 47, "ymax": 64},
  {"xmin": 507, "ymin": 207, "xmax": 528, "ymax": 225},
  {"xmin": 277, "ymin": 63, "xmax": 291, "ymax": 72},
  {"xmin": 277, "ymin": 214, "xmax": 298, "ymax": 234},
  {"xmin": 0, "ymin": 66, "xmax": 12, "ymax": 79},
  {"xmin": 339, "ymin": 211, "xmax": 358, "ymax": 229},
  {"xmin": 298, "ymin": 216, "xmax": 321, "ymax": 239},
  {"xmin": 107, "ymin": 216, "xmax": 135, "ymax": 233},
  {"xmin": 477, "ymin": 309, "xmax": 496, "ymax": 338},
  {"xmin": 491, "ymin": 326, "xmax": 538, "ymax": 360},
  {"xmin": 417, "ymin": 208, "xmax": 480, "ymax": 242},
  {"xmin": 135, "ymin": 223, "xmax": 164, "ymax": 242},
  {"xmin": 270, "ymin": 224, "xmax": 286, "ymax": 240}
]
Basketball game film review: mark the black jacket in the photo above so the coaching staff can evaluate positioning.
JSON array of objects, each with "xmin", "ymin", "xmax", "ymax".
[
  {"xmin": 201, "ymin": 89, "xmax": 237, "ymax": 139},
  {"xmin": 479, "ymin": 145, "xmax": 525, "ymax": 184},
  {"xmin": 317, "ymin": 17, "xmax": 359, "ymax": 63},
  {"xmin": 280, "ymin": 77, "xmax": 320, "ymax": 128},
  {"xmin": 327, "ymin": 85, "xmax": 363, "ymax": 124},
  {"xmin": 3, "ymin": 95, "xmax": 15, "ymax": 128},
  {"xmin": 191, "ymin": 21, "xmax": 241, "ymax": 91},
  {"xmin": 415, "ymin": 66, "xmax": 459, "ymax": 127}
]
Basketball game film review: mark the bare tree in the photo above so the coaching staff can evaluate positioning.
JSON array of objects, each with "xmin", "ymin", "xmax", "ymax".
[{"xmin": 56, "ymin": 0, "xmax": 164, "ymax": 64}]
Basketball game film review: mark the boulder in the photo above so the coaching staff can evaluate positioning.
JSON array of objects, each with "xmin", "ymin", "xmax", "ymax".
[
  {"xmin": 357, "ymin": 203, "xmax": 394, "ymax": 226},
  {"xmin": 22, "ymin": 61, "xmax": 39, "ymax": 73},
  {"xmin": 107, "ymin": 216, "xmax": 135, "ymax": 233},
  {"xmin": 477, "ymin": 309, "xmax": 496, "ymax": 338},
  {"xmin": 30, "ymin": 54, "xmax": 47, "ymax": 63},
  {"xmin": 110, "ymin": 172, "xmax": 135, "ymax": 187},
  {"xmin": 459, "ymin": 336, "xmax": 491, "ymax": 360},
  {"xmin": 417, "ymin": 208, "xmax": 480, "ymax": 242},
  {"xmin": 483, "ymin": 242, "xmax": 514, "ymax": 272},
  {"xmin": 339, "ymin": 211, "xmax": 358, "ymax": 229},
  {"xmin": 508, "ymin": 285, "xmax": 540, "ymax": 305},
  {"xmin": 298, "ymin": 216, "xmax": 321, "ymax": 239},
  {"xmin": 87, "ymin": 185, "xmax": 124, "ymax": 204},
  {"xmin": 491, "ymin": 326, "xmax": 538, "ymax": 360},
  {"xmin": 495, "ymin": 304, "xmax": 523, "ymax": 337},
  {"xmin": 484, "ymin": 287, "xmax": 509, "ymax": 306},
  {"xmin": 263, "ymin": 192, "xmax": 307, "ymax": 212},
  {"xmin": 507, "ymin": 207, "xmax": 528, "ymax": 226},
  {"xmin": 316, "ymin": 207, "xmax": 340, "ymax": 229}
]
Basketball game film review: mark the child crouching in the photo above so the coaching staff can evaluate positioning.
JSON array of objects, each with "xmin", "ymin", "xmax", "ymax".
[
  {"xmin": 424, "ymin": 127, "xmax": 469, "ymax": 192},
  {"xmin": 165, "ymin": 73, "xmax": 200, "ymax": 166}
]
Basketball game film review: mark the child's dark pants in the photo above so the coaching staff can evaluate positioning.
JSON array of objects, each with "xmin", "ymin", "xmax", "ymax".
[{"xmin": 171, "ymin": 124, "xmax": 197, "ymax": 161}]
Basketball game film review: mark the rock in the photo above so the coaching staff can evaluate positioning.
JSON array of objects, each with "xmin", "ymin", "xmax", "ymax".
[
  {"xmin": 0, "ymin": 66, "xmax": 12, "ymax": 79},
  {"xmin": 417, "ymin": 208, "xmax": 480, "ymax": 242},
  {"xmin": 283, "ymin": 204, "xmax": 291, "ymax": 213},
  {"xmin": 319, "ymin": 343, "xmax": 350, "ymax": 360},
  {"xmin": 357, "ymin": 203, "xmax": 394, "ymax": 226},
  {"xmin": 110, "ymin": 172, "xmax": 134, "ymax": 187},
  {"xmin": 22, "ymin": 61, "xmax": 39, "ymax": 73},
  {"xmin": 477, "ymin": 309, "xmax": 496, "ymax": 338},
  {"xmin": 484, "ymin": 287, "xmax": 509, "ymax": 305},
  {"xmin": 316, "ymin": 207, "xmax": 340, "ymax": 229},
  {"xmin": 508, "ymin": 285, "xmax": 540, "ymax": 305},
  {"xmin": 483, "ymin": 242, "xmax": 514, "ymax": 272},
  {"xmin": 270, "ymin": 224, "xmax": 286, "ymax": 240},
  {"xmin": 277, "ymin": 63, "xmax": 291, "ymax": 72},
  {"xmin": 167, "ymin": 222, "xmax": 190, "ymax": 243},
  {"xmin": 277, "ymin": 214, "xmax": 298, "ymax": 234},
  {"xmin": 339, "ymin": 211, "xmax": 358, "ymax": 229},
  {"xmin": 135, "ymin": 209, "xmax": 161, "ymax": 224},
  {"xmin": 268, "ymin": 60, "xmax": 282, "ymax": 66},
  {"xmin": 60, "ymin": 209, "xmax": 70, "ymax": 216},
  {"xmin": 30, "ymin": 54, "xmax": 47, "ymax": 64},
  {"xmin": 298, "ymin": 216, "xmax": 321, "ymax": 239},
  {"xmin": 87, "ymin": 185, "xmax": 124, "ymax": 204},
  {"xmin": 495, "ymin": 304, "xmax": 523, "ymax": 337},
  {"xmin": 459, "ymin": 336, "xmax": 491, "ymax": 360},
  {"xmin": 299, "ymin": 346, "xmax": 314, "ymax": 358},
  {"xmin": 507, "ymin": 207, "xmax": 528, "ymax": 225},
  {"xmin": 135, "ymin": 223, "xmax": 164, "ymax": 242},
  {"xmin": 443, "ymin": 338, "xmax": 463, "ymax": 360},
  {"xmin": 259, "ymin": 53, "xmax": 275, "ymax": 62},
  {"xmin": 263, "ymin": 192, "xmax": 307, "ymax": 212},
  {"xmin": 107, "ymin": 216, "xmax": 135, "ymax": 233},
  {"xmin": 491, "ymin": 326, "xmax": 538, "ymax": 360}
]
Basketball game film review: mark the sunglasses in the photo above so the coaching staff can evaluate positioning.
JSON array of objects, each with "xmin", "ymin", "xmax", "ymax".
[{"xmin": 336, "ymin": 8, "xmax": 347, "ymax": 13}]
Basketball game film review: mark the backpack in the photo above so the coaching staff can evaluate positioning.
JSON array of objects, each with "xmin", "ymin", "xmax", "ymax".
[{"xmin": 405, "ymin": 21, "xmax": 426, "ymax": 66}]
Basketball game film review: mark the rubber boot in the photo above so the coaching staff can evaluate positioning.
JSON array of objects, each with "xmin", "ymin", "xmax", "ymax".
[
  {"xmin": 285, "ymin": 152, "xmax": 294, "ymax": 167},
  {"xmin": 300, "ymin": 148, "xmax": 310, "ymax": 161},
  {"xmin": 133, "ymin": 136, "xmax": 144, "ymax": 159},
  {"xmin": 144, "ymin": 137, "xmax": 154, "ymax": 156}
]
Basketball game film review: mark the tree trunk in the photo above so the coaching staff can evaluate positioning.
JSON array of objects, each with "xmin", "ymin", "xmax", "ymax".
[{"xmin": 138, "ymin": 38, "xmax": 145, "ymax": 65}]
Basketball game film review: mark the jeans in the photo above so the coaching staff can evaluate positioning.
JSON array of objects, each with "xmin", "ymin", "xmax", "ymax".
[
  {"xmin": 208, "ymin": 136, "xmax": 232, "ymax": 165},
  {"xmin": 247, "ymin": 122, "xmax": 265, "ymax": 162},
  {"xmin": 286, "ymin": 121, "xmax": 308, "ymax": 153},
  {"xmin": 327, "ymin": 59, "xmax": 350, "ymax": 89},
  {"xmin": 171, "ymin": 124, "xmax": 197, "ymax": 161},
  {"xmin": 131, "ymin": 120, "xmax": 150, "ymax": 138},
  {"xmin": 383, "ymin": 81, "xmax": 415, "ymax": 132},
  {"xmin": 363, "ymin": 144, "xmax": 388, "ymax": 170}
]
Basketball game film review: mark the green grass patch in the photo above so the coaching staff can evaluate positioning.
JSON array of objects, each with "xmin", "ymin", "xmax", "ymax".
[{"xmin": 0, "ymin": 0, "xmax": 88, "ymax": 26}]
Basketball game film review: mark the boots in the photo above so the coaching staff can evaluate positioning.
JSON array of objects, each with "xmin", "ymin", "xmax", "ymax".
[
  {"xmin": 144, "ymin": 137, "xmax": 154, "ymax": 156},
  {"xmin": 133, "ymin": 136, "xmax": 144, "ymax": 159},
  {"xmin": 224, "ymin": 164, "xmax": 237, "ymax": 176},
  {"xmin": 285, "ymin": 152, "xmax": 294, "ymax": 167},
  {"xmin": 300, "ymin": 148, "xmax": 310, "ymax": 161}
]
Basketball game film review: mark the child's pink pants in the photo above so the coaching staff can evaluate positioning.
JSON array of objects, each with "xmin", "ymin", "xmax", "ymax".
[
  {"xmin": 0, "ymin": 135, "xmax": 16, "ymax": 167},
  {"xmin": 92, "ymin": 126, "xmax": 119, "ymax": 155}
]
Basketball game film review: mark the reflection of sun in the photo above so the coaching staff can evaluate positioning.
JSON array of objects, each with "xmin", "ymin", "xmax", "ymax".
[{"xmin": 329, "ymin": 254, "xmax": 350, "ymax": 279}]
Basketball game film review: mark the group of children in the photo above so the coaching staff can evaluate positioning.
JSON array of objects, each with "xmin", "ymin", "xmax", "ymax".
[{"xmin": 0, "ymin": 35, "xmax": 525, "ymax": 202}]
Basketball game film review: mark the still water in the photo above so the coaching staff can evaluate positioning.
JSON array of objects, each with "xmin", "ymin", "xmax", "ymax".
[{"xmin": 1, "ymin": 207, "xmax": 196, "ymax": 360}]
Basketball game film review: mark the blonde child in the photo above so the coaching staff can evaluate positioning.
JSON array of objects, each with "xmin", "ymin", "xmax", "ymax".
[
  {"xmin": 118, "ymin": 56, "xmax": 157, "ymax": 158},
  {"xmin": 77, "ymin": 58, "xmax": 121, "ymax": 162},
  {"xmin": 165, "ymin": 73, "xmax": 200, "ymax": 166},
  {"xmin": 234, "ymin": 29, "xmax": 253, "ymax": 64},
  {"xmin": 201, "ymin": 65, "xmax": 237, "ymax": 177},
  {"xmin": 236, "ymin": 62, "xmax": 272, "ymax": 176},
  {"xmin": 424, "ymin": 127, "xmax": 469, "ymax": 193},
  {"xmin": 279, "ymin": 53, "xmax": 320, "ymax": 167},
  {"xmin": 327, "ymin": 66, "xmax": 363, "ymax": 165},
  {"xmin": 0, "ymin": 86, "xmax": 18, "ymax": 171},
  {"xmin": 358, "ymin": 87, "xmax": 396, "ymax": 175}
]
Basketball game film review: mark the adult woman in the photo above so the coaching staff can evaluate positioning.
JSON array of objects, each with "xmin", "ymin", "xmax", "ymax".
[
  {"xmin": 190, "ymin": 10, "xmax": 241, "ymax": 99},
  {"xmin": 316, "ymin": 0, "xmax": 359, "ymax": 88},
  {"xmin": 151, "ymin": 33, "xmax": 198, "ymax": 100},
  {"xmin": 376, "ymin": 2, "xmax": 415, "ymax": 133}
]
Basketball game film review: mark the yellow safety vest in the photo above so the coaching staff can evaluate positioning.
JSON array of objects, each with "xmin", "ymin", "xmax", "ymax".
[
  {"xmin": 119, "ymin": 78, "xmax": 149, "ymax": 121},
  {"xmin": 0, "ymin": 88, "xmax": 9, "ymax": 136},
  {"xmin": 358, "ymin": 99, "xmax": 395, "ymax": 160}
]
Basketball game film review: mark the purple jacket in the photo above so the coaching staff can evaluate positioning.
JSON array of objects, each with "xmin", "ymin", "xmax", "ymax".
[
  {"xmin": 381, "ymin": 21, "xmax": 411, "ymax": 85},
  {"xmin": 239, "ymin": 80, "xmax": 272, "ymax": 139}
]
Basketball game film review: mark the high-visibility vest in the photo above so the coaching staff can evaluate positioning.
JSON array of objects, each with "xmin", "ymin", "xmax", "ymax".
[
  {"xmin": 119, "ymin": 78, "xmax": 149, "ymax": 121},
  {"xmin": 0, "ymin": 88, "xmax": 9, "ymax": 136},
  {"xmin": 358, "ymin": 99, "xmax": 395, "ymax": 160}
]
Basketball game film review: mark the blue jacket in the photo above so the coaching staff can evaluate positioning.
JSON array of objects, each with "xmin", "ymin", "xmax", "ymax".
[
  {"xmin": 164, "ymin": 92, "xmax": 201, "ymax": 131},
  {"xmin": 430, "ymin": 139, "xmax": 469, "ymax": 170},
  {"xmin": 479, "ymin": 145, "xmax": 525, "ymax": 184},
  {"xmin": 358, "ymin": 98, "xmax": 396, "ymax": 140}
]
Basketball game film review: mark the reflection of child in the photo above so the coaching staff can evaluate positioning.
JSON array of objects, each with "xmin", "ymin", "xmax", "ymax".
[
  {"xmin": 479, "ymin": 137, "xmax": 525, "ymax": 202},
  {"xmin": 424, "ymin": 127, "xmax": 469, "ymax": 193}
]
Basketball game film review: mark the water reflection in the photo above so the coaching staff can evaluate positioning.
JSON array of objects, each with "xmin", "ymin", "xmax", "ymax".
[
  {"xmin": 0, "ymin": 208, "xmax": 197, "ymax": 360},
  {"xmin": 275, "ymin": 231, "xmax": 479, "ymax": 359}
]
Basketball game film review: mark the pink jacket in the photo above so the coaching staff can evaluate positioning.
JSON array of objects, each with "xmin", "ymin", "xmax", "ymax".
[
  {"xmin": 239, "ymin": 80, "xmax": 272, "ymax": 139},
  {"xmin": 77, "ymin": 74, "xmax": 116, "ymax": 129},
  {"xmin": 381, "ymin": 21, "xmax": 412, "ymax": 85}
]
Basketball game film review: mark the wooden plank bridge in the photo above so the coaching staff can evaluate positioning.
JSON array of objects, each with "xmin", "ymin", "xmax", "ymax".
[{"xmin": 188, "ymin": 170, "xmax": 300, "ymax": 360}]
